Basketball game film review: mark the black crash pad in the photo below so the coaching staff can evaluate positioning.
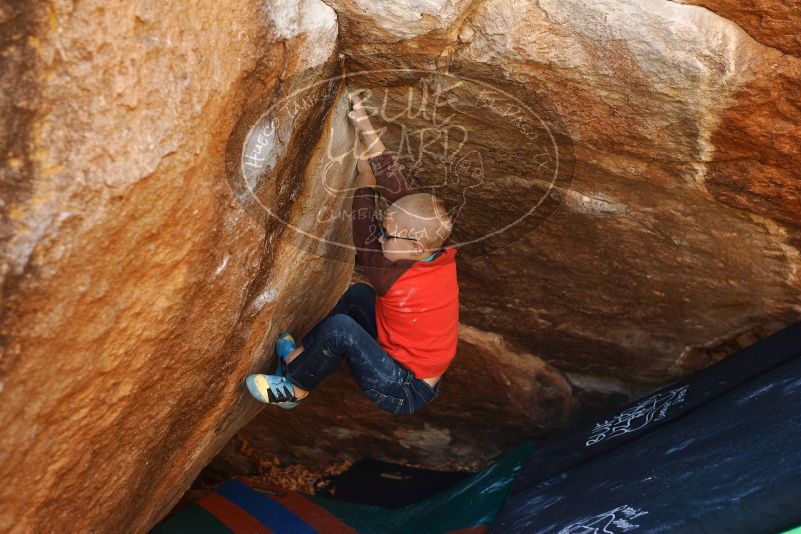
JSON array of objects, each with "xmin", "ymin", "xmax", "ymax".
[
  {"xmin": 316, "ymin": 458, "xmax": 473, "ymax": 509},
  {"xmin": 492, "ymin": 320, "xmax": 801, "ymax": 533}
]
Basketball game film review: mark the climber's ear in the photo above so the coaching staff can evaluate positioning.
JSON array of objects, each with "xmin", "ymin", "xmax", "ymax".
[{"xmin": 411, "ymin": 240, "xmax": 425, "ymax": 256}]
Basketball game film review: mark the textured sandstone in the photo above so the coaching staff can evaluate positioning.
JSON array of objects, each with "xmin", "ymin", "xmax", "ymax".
[
  {"xmin": 321, "ymin": 0, "xmax": 801, "ymax": 385},
  {"xmin": 0, "ymin": 1, "xmax": 351, "ymax": 532},
  {"xmin": 2, "ymin": 0, "xmax": 801, "ymax": 530},
  {"xmin": 676, "ymin": 0, "xmax": 801, "ymax": 56}
]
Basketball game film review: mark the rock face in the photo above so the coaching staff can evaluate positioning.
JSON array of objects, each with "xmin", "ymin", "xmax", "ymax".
[
  {"xmin": 228, "ymin": 0, "xmax": 800, "ymax": 479},
  {"xmin": 0, "ymin": 1, "xmax": 352, "ymax": 532},
  {"xmin": 323, "ymin": 0, "xmax": 801, "ymax": 383},
  {"xmin": 677, "ymin": 0, "xmax": 801, "ymax": 56},
  {"xmin": 2, "ymin": 0, "xmax": 801, "ymax": 531}
]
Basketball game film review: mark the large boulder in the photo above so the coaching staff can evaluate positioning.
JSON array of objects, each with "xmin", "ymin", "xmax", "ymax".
[
  {"xmin": 0, "ymin": 0, "xmax": 352, "ymax": 531},
  {"xmin": 2, "ymin": 0, "xmax": 801, "ymax": 530}
]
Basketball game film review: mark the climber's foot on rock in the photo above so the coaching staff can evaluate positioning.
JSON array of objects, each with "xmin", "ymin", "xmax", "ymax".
[
  {"xmin": 274, "ymin": 332, "xmax": 296, "ymax": 377},
  {"xmin": 245, "ymin": 374, "xmax": 307, "ymax": 408}
]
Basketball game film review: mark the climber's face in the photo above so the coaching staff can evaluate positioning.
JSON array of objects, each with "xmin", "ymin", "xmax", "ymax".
[{"xmin": 378, "ymin": 208, "xmax": 425, "ymax": 263}]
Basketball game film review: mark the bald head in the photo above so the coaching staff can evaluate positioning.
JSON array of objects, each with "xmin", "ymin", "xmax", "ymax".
[{"xmin": 384, "ymin": 193, "xmax": 453, "ymax": 251}]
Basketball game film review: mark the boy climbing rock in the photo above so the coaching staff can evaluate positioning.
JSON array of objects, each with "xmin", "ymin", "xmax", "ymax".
[{"xmin": 246, "ymin": 91, "xmax": 458, "ymax": 415}]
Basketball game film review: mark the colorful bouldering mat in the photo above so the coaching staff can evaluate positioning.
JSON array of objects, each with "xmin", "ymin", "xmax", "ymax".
[{"xmin": 153, "ymin": 443, "xmax": 530, "ymax": 533}]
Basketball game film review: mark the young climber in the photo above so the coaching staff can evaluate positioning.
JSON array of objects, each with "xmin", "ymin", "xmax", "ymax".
[{"xmin": 245, "ymin": 91, "xmax": 459, "ymax": 415}]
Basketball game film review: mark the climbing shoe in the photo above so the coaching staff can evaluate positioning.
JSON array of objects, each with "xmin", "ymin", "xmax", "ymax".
[
  {"xmin": 274, "ymin": 331, "xmax": 296, "ymax": 377},
  {"xmin": 245, "ymin": 374, "xmax": 300, "ymax": 409}
]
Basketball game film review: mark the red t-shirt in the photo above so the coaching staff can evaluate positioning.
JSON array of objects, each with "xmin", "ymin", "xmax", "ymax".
[
  {"xmin": 350, "ymin": 150, "xmax": 460, "ymax": 379},
  {"xmin": 375, "ymin": 247, "xmax": 459, "ymax": 378}
]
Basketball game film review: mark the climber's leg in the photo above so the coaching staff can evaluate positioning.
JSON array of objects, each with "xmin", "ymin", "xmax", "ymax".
[
  {"xmin": 321, "ymin": 282, "xmax": 378, "ymax": 337},
  {"xmin": 284, "ymin": 282, "xmax": 377, "ymax": 367},
  {"xmin": 277, "ymin": 283, "xmax": 378, "ymax": 402},
  {"xmin": 287, "ymin": 313, "xmax": 389, "ymax": 390},
  {"xmin": 285, "ymin": 313, "xmax": 432, "ymax": 414}
]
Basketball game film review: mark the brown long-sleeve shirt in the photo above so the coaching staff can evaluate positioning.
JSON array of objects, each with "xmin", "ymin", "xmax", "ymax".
[
  {"xmin": 351, "ymin": 151, "xmax": 419, "ymax": 295},
  {"xmin": 351, "ymin": 151, "xmax": 460, "ymax": 379}
]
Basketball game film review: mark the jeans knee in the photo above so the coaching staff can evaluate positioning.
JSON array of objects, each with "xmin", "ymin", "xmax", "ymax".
[{"xmin": 323, "ymin": 313, "xmax": 359, "ymax": 338}]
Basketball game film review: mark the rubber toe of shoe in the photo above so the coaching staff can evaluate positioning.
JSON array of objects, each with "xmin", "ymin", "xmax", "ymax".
[
  {"xmin": 277, "ymin": 400, "xmax": 299, "ymax": 410},
  {"xmin": 245, "ymin": 374, "xmax": 269, "ymax": 403}
]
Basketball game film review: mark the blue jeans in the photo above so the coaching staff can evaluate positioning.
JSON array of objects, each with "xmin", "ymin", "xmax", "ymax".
[{"xmin": 285, "ymin": 283, "xmax": 440, "ymax": 415}]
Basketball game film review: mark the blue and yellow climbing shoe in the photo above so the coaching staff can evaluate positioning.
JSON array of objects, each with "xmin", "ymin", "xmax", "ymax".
[
  {"xmin": 245, "ymin": 374, "xmax": 299, "ymax": 409},
  {"xmin": 274, "ymin": 331, "xmax": 296, "ymax": 377}
]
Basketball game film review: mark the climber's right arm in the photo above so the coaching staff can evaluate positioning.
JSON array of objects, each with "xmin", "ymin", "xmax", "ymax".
[
  {"xmin": 348, "ymin": 92, "xmax": 414, "ymax": 203},
  {"xmin": 348, "ymin": 93, "xmax": 386, "ymax": 158},
  {"xmin": 367, "ymin": 150, "xmax": 413, "ymax": 203}
]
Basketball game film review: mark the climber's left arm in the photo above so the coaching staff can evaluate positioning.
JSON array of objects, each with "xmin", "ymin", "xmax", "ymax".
[
  {"xmin": 350, "ymin": 186, "xmax": 413, "ymax": 295},
  {"xmin": 354, "ymin": 152, "xmax": 376, "ymax": 189}
]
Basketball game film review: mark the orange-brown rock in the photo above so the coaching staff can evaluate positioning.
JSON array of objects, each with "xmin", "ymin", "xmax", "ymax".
[
  {"xmin": 678, "ymin": 0, "xmax": 801, "ymax": 56},
  {"xmin": 3, "ymin": 0, "xmax": 801, "ymax": 531},
  {"xmin": 228, "ymin": 0, "xmax": 801, "ymax": 488},
  {"xmin": 0, "ymin": 0, "xmax": 352, "ymax": 532}
]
